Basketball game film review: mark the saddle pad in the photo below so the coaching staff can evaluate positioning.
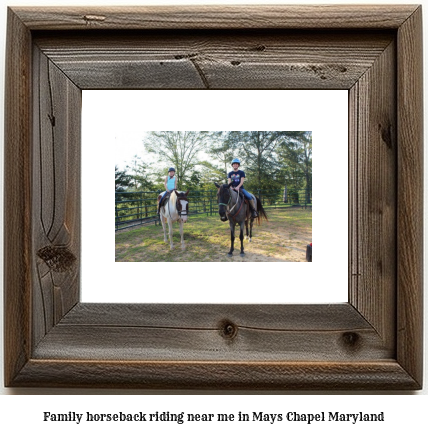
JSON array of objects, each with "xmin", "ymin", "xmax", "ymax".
[{"xmin": 158, "ymin": 191, "xmax": 170, "ymax": 205}]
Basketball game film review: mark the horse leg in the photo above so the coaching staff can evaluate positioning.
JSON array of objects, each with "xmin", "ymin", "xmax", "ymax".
[
  {"xmin": 245, "ymin": 204, "xmax": 251, "ymax": 243},
  {"xmin": 168, "ymin": 218, "xmax": 174, "ymax": 249},
  {"xmin": 179, "ymin": 220, "xmax": 185, "ymax": 250},
  {"xmin": 249, "ymin": 216, "xmax": 254, "ymax": 242},
  {"xmin": 228, "ymin": 222, "xmax": 235, "ymax": 257},
  {"xmin": 239, "ymin": 221, "xmax": 245, "ymax": 256},
  {"xmin": 160, "ymin": 212, "xmax": 168, "ymax": 242}
]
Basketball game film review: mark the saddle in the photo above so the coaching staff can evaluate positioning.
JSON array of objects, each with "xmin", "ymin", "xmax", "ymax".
[
  {"xmin": 157, "ymin": 191, "xmax": 172, "ymax": 209},
  {"xmin": 235, "ymin": 191, "xmax": 257, "ymax": 214}
]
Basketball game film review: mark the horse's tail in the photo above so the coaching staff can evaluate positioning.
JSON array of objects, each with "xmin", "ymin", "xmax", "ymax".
[{"xmin": 255, "ymin": 196, "xmax": 268, "ymax": 225}]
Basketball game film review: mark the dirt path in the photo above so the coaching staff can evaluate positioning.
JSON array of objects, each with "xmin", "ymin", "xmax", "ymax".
[{"xmin": 116, "ymin": 208, "xmax": 312, "ymax": 262}]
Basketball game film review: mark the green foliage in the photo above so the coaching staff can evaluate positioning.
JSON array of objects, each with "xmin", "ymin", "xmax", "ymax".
[
  {"xmin": 115, "ymin": 165, "xmax": 131, "ymax": 191},
  {"xmin": 116, "ymin": 131, "xmax": 312, "ymax": 199},
  {"xmin": 277, "ymin": 131, "xmax": 312, "ymax": 195},
  {"xmin": 214, "ymin": 131, "xmax": 312, "ymax": 193},
  {"xmin": 205, "ymin": 131, "xmax": 238, "ymax": 183},
  {"xmin": 126, "ymin": 155, "xmax": 156, "ymax": 191},
  {"xmin": 143, "ymin": 131, "xmax": 210, "ymax": 189},
  {"xmin": 115, "ymin": 165, "xmax": 132, "ymax": 201},
  {"xmin": 196, "ymin": 160, "xmax": 226, "ymax": 188}
]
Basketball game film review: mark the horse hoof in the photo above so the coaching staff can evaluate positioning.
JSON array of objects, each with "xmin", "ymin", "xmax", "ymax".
[
  {"xmin": 240, "ymin": 252, "xmax": 245, "ymax": 257},
  {"xmin": 227, "ymin": 253, "xmax": 233, "ymax": 257}
]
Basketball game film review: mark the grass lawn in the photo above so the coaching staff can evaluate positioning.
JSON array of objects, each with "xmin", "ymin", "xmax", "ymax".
[{"xmin": 115, "ymin": 208, "xmax": 312, "ymax": 262}]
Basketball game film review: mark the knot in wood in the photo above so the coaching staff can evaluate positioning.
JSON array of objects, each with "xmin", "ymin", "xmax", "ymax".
[
  {"xmin": 37, "ymin": 245, "xmax": 76, "ymax": 272},
  {"xmin": 175, "ymin": 53, "xmax": 198, "ymax": 60},
  {"xmin": 83, "ymin": 15, "xmax": 106, "ymax": 23},
  {"xmin": 219, "ymin": 320, "xmax": 238, "ymax": 340},
  {"xmin": 378, "ymin": 122, "xmax": 393, "ymax": 149},
  {"xmin": 247, "ymin": 45, "xmax": 266, "ymax": 52},
  {"xmin": 341, "ymin": 332, "xmax": 361, "ymax": 350}
]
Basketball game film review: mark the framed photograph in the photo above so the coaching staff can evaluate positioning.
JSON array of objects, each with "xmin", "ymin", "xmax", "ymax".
[{"xmin": 4, "ymin": 5, "xmax": 423, "ymax": 389}]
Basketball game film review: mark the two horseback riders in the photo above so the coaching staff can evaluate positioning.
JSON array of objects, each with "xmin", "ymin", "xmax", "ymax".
[{"xmin": 155, "ymin": 161, "xmax": 266, "ymax": 255}]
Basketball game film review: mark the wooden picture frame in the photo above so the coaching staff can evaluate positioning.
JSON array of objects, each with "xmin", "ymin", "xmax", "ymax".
[{"xmin": 4, "ymin": 5, "xmax": 423, "ymax": 390}]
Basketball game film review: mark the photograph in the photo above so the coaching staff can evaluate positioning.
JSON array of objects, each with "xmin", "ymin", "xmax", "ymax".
[{"xmin": 114, "ymin": 131, "xmax": 312, "ymax": 262}]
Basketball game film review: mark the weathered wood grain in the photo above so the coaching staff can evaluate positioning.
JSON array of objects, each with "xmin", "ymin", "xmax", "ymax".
[
  {"xmin": 12, "ymin": 361, "xmax": 419, "ymax": 390},
  {"xmin": 396, "ymin": 6, "xmax": 424, "ymax": 387},
  {"xmin": 4, "ymin": 5, "xmax": 423, "ymax": 390},
  {"xmin": 35, "ymin": 31, "xmax": 394, "ymax": 89},
  {"xmin": 32, "ymin": 46, "xmax": 81, "ymax": 348},
  {"xmin": 32, "ymin": 303, "xmax": 391, "ymax": 362},
  {"xmin": 349, "ymin": 39, "xmax": 397, "ymax": 351},
  {"xmin": 61, "ymin": 303, "xmax": 369, "ymax": 329},
  {"xmin": 4, "ymin": 8, "xmax": 32, "ymax": 389},
  {"xmin": 11, "ymin": 5, "xmax": 419, "ymax": 30}
]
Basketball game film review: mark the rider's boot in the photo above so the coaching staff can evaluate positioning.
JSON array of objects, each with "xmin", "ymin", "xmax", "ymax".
[{"xmin": 249, "ymin": 201, "xmax": 258, "ymax": 218}]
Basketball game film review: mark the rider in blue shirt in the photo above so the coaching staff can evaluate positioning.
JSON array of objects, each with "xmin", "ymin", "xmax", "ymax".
[
  {"xmin": 157, "ymin": 167, "xmax": 177, "ymax": 214},
  {"xmin": 228, "ymin": 158, "xmax": 258, "ymax": 218}
]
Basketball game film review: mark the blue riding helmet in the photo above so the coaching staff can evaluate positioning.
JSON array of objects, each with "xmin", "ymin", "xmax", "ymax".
[
  {"xmin": 168, "ymin": 167, "xmax": 176, "ymax": 172},
  {"xmin": 231, "ymin": 158, "xmax": 240, "ymax": 166}
]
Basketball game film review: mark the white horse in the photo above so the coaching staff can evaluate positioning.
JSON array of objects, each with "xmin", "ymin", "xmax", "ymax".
[{"xmin": 157, "ymin": 190, "xmax": 189, "ymax": 250}]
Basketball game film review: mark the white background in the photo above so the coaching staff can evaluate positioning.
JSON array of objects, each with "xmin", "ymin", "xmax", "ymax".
[
  {"xmin": 0, "ymin": 0, "xmax": 427, "ymax": 429},
  {"xmin": 82, "ymin": 89, "xmax": 348, "ymax": 304}
]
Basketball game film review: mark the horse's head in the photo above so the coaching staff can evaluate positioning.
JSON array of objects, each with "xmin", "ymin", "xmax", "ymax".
[
  {"xmin": 175, "ymin": 190, "xmax": 189, "ymax": 222},
  {"xmin": 214, "ymin": 182, "xmax": 231, "ymax": 222}
]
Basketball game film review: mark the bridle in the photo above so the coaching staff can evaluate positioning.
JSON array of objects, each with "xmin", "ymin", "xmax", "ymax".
[
  {"xmin": 218, "ymin": 189, "xmax": 231, "ymax": 208},
  {"xmin": 175, "ymin": 194, "xmax": 189, "ymax": 217},
  {"xmin": 218, "ymin": 186, "xmax": 243, "ymax": 220}
]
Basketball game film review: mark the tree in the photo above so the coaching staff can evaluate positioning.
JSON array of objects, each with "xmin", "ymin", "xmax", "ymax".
[
  {"xmin": 126, "ymin": 155, "xmax": 155, "ymax": 191},
  {"xmin": 115, "ymin": 165, "xmax": 132, "ymax": 223},
  {"xmin": 115, "ymin": 165, "xmax": 131, "ymax": 197},
  {"xmin": 197, "ymin": 160, "xmax": 225, "ymax": 187},
  {"xmin": 122, "ymin": 156, "xmax": 158, "ymax": 219},
  {"xmin": 143, "ymin": 131, "xmax": 209, "ymax": 188},
  {"xmin": 223, "ymin": 131, "xmax": 287, "ymax": 190},
  {"xmin": 206, "ymin": 131, "xmax": 238, "ymax": 183},
  {"xmin": 277, "ymin": 131, "xmax": 312, "ymax": 203}
]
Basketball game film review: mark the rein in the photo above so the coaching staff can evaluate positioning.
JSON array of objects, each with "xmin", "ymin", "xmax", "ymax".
[
  {"xmin": 228, "ymin": 190, "xmax": 240, "ymax": 213},
  {"xmin": 220, "ymin": 188, "xmax": 244, "ymax": 222},
  {"xmin": 229, "ymin": 193, "xmax": 245, "ymax": 222}
]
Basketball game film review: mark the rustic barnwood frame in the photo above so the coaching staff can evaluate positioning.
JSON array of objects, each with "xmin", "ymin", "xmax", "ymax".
[{"xmin": 4, "ymin": 5, "xmax": 423, "ymax": 389}]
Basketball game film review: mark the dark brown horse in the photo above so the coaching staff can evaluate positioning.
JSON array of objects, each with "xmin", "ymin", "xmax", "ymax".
[{"xmin": 215, "ymin": 183, "xmax": 268, "ymax": 257}]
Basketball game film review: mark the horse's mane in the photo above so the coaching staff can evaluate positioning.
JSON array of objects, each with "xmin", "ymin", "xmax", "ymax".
[
  {"xmin": 161, "ymin": 190, "xmax": 189, "ymax": 221},
  {"xmin": 169, "ymin": 190, "xmax": 189, "ymax": 207},
  {"xmin": 219, "ymin": 184, "xmax": 232, "ymax": 192}
]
